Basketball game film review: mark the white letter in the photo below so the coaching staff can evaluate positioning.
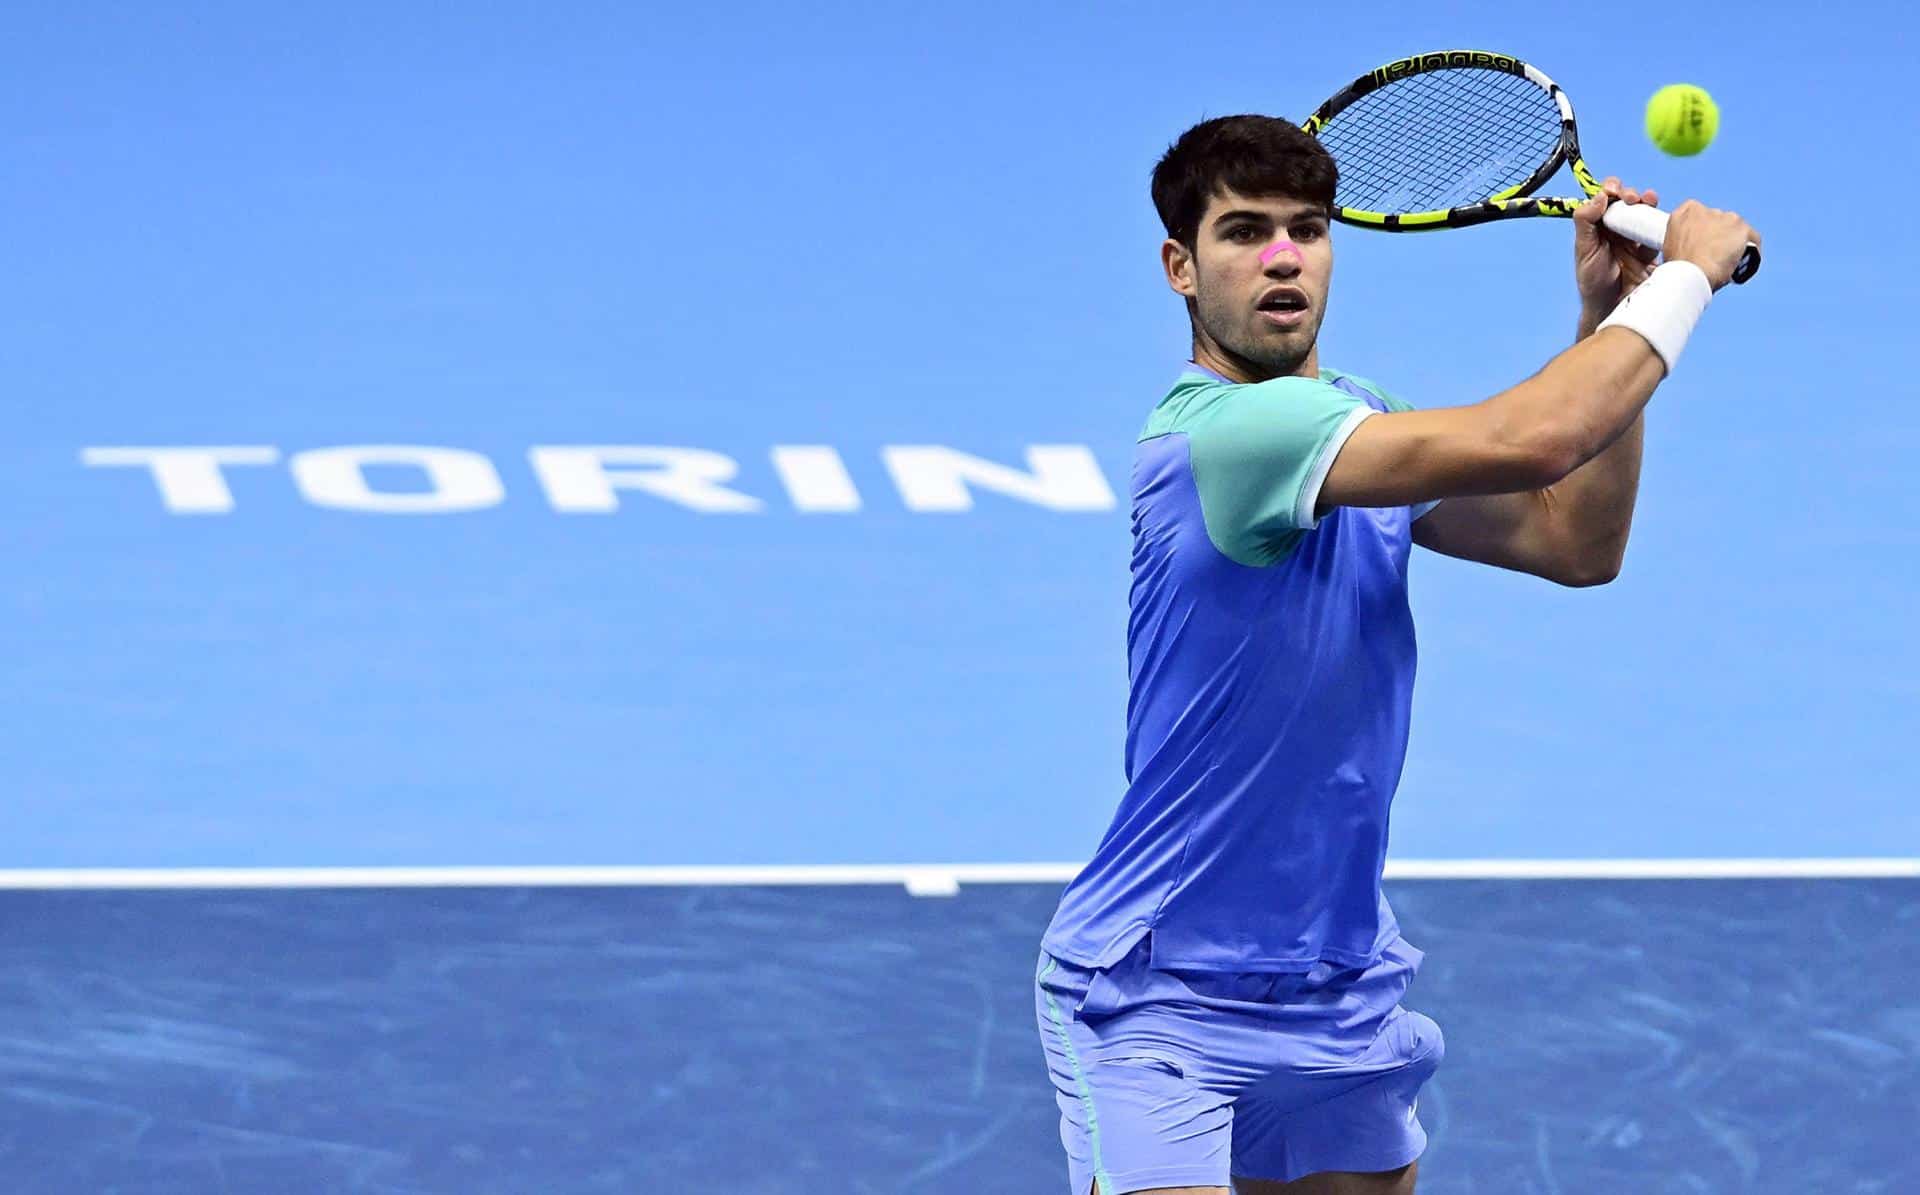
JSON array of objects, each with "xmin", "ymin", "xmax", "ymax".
[
  {"xmin": 882, "ymin": 445, "xmax": 1116, "ymax": 512},
  {"xmin": 529, "ymin": 447, "xmax": 762, "ymax": 513},
  {"xmin": 771, "ymin": 445, "xmax": 861, "ymax": 513},
  {"xmin": 290, "ymin": 446, "xmax": 503, "ymax": 513},
  {"xmin": 81, "ymin": 446, "xmax": 280, "ymax": 514}
]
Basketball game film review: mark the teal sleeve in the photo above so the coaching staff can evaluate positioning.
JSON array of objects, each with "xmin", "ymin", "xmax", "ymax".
[
  {"xmin": 1332, "ymin": 371, "xmax": 1416, "ymax": 413},
  {"xmin": 1325, "ymin": 371, "xmax": 1444, "ymax": 518},
  {"xmin": 1184, "ymin": 378, "xmax": 1374, "ymax": 568}
]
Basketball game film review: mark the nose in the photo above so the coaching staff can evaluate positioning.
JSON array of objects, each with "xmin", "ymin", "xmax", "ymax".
[{"xmin": 1260, "ymin": 238, "xmax": 1302, "ymax": 273}]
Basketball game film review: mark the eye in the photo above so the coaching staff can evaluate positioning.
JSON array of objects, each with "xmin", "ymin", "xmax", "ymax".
[
  {"xmin": 1226, "ymin": 224, "xmax": 1263, "ymax": 243},
  {"xmin": 1290, "ymin": 222, "xmax": 1325, "ymax": 242}
]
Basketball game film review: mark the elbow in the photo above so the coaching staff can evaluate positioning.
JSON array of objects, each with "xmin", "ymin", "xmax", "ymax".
[
  {"xmin": 1554, "ymin": 559, "xmax": 1621, "ymax": 588},
  {"xmin": 1551, "ymin": 543, "xmax": 1626, "ymax": 588}
]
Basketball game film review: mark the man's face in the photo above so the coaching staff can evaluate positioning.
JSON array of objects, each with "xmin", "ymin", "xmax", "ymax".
[{"xmin": 1163, "ymin": 188, "xmax": 1333, "ymax": 382}]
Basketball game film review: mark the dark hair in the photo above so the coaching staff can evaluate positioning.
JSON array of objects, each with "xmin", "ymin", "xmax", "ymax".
[{"xmin": 1151, "ymin": 115, "xmax": 1337, "ymax": 249}]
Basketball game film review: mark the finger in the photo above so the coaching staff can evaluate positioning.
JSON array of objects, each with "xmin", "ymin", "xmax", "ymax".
[
  {"xmin": 1573, "ymin": 190, "xmax": 1607, "ymax": 225},
  {"xmin": 1600, "ymin": 222, "xmax": 1655, "ymax": 262},
  {"xmin": 1618, "ymin": 186, "xmax": 1641, "ymax": 206},
  {"xmin": 1601, "ymin": 175, "xmax": 1622, "ymax": 198},
  {"xmin": 1642, "ymin": 188, "xmax": 1659, "ymax": 208}
]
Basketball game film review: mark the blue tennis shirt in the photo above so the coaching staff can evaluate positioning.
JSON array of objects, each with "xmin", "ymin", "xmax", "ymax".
[{"xmin": 1042, "ymin": 364, "xmax": 1432, "ymax": 974}]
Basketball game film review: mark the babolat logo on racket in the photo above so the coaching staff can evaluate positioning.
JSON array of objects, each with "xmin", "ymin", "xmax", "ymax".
[{"xmin": 1373, "ymin": 51, "xmax": 1519, "ymax": 85}]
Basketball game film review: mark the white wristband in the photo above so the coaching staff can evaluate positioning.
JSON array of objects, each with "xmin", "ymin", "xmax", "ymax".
[{"xmin": 1595, "ymin": 260, "xmax": 1713, "ymax": 374}]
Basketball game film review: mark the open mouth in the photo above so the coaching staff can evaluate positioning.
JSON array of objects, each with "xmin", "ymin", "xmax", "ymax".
[
  {"xmin": 1257, "ymin": 289, "xmax": 1309, "ymax": 315},
  {"xmin": 1257, "ymin": 289, "xmax": 1310, "ymax": 327}
]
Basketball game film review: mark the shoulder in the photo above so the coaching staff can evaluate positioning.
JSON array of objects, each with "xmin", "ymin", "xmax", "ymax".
[
  {"xmin": 1143, "ymin": 371, "xmax": 1361, "ymax": 441},
  {"xmin": 1318, "ymin": 367, "xmax": 1416, "ymax": 414}
]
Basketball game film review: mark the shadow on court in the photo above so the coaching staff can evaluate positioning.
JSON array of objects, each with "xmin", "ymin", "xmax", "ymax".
[{"xmin": 1, "ymin": 880, "xmax": 1913, "ymax": 1193}]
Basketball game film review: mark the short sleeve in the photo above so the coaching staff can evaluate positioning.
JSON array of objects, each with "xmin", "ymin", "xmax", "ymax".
[
  {"xmin": 1333, "ymin": 371, "xmax": 1416, "ymax": 414},
  {"xmin": 1185, "ymin": 377, "xmax": 1375, "ymax": 567},
  {"xmin": 1331, "ymin": 372, "xmax": 1442, "ymax": 520}
]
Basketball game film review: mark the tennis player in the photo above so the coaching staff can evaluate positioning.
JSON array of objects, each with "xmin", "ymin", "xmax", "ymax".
[{"xmin": 1034, "ymin": 116, "xmax": 1760, "ymax": 1195}]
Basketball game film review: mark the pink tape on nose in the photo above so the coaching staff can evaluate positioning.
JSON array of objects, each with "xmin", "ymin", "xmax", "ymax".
[{"xmin": 1259, "ymin": 239, "xmax": 1302, "ymax": 266}]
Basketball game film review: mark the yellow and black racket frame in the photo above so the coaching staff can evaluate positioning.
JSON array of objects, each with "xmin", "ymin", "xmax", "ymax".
[{"xmin": 1302, "ymin": 50, "xmax": 1599, "ymax": 231}]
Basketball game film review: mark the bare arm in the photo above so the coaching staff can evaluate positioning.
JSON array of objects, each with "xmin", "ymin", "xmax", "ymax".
[
  {"xmin": 1411, "ymin": 275, "xmax": 1651, "ymax": 587},
  {"xmin": 1320, "ymin": 190, "xmax": 1758, "ymax": 585},
  {"xmin": 1410, "ymin": 419, "xmax": 1641, "ymax": 585},
  {"xmin": 1317, "ymin": 324, "xmax": 1665, "ymax": 508}
]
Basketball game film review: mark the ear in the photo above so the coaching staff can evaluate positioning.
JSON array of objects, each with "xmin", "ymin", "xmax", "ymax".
[{"xmin": 1162, "ymin": 238, "xmax": 1197, "ymax": 300}]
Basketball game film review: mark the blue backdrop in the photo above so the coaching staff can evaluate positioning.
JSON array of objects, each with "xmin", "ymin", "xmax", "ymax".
[{"xmin": 4, "ymin": 1, "xmax": 1914, "ymax": 867}]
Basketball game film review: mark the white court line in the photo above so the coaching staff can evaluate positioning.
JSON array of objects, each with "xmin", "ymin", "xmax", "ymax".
[{"xmin": 0, "ymin": 858, "xmax": 1913, "ymax": 894}]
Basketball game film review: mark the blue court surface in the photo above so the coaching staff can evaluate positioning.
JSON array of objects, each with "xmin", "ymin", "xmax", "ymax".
[
  {"xmin": 4, "ymin": 2, "xmax": 1918, "ymax": 1192},
  {"xmin": 4, "ymin": 876, "xmax": 1918, "ymax": 1192}
]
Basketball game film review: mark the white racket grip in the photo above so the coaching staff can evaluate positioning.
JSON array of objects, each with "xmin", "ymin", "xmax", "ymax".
[
  {"xmin": 1598, "ymin": 201, "xmax": 1762, "ymax": 284},
  {"xmin": 1599, "ymin": 201, "xmax": 1669, "ymax": 252}
]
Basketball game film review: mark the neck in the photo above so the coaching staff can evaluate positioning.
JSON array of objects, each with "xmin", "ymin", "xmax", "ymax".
[{"xmin": 1190, "ymin": 337, "xmax": 1317, "ymax": 384}]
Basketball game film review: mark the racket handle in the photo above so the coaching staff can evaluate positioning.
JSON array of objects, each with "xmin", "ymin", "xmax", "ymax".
[{"xmin": 1599, "ymin": 201, "xmax": 1761, "ymax": 285}]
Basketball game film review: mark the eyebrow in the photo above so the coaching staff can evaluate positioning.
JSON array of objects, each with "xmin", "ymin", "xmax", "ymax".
[
  {"xmin": 1211, "ymin": 210, "xmax": 1269, "ymax": 229},
  {"xmin": 1211, "ymin": 208, "xmax": 1327, "ymax": 230}
]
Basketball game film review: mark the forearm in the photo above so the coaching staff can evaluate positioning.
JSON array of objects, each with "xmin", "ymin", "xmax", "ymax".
[
  {"xmin": 1483, "ymin": 326, "xmax": 1666, "ymax": 483},
  {"xmin": 1541, "ymin": 304, "xmax": 1649, "ymax": 567}
]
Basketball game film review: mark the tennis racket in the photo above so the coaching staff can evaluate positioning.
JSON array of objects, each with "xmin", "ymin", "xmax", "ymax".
[{"xmin": 1303, "ymin": 50, "xmax": 1761, "ymax": 284}]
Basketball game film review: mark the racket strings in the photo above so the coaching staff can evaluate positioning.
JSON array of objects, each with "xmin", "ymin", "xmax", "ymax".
[
  {"xmin": 1318, "ymin": 69, "xmax": 1564, "ymax": 214},
  {"xmin": 1333, "ymin": 74, "xmax": 1555, "ymax": 204}
]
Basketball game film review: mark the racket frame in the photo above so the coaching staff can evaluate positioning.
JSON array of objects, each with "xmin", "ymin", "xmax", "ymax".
[{"xmin": 1302, "ymin": 50, "xmax": 1601, "ymax": 231}]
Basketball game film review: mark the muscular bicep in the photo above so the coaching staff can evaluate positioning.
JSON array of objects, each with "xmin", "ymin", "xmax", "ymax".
[
  {"xmin": 1314, "ymin": 402, "xmax": 1567, "ymax": 517},
  {"xmin": 1412, "ymin": 489, "xmax": 1566, "ymax": 575},
  {"xmin": 1318, "ymin": 329, "xmax": 1668, "ymax": 517}
]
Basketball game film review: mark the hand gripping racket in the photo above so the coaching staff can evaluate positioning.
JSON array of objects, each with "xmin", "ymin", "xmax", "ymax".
[{"xmin": 1303, "ymin": 50, "xmax": 1761, "ymax": 284}]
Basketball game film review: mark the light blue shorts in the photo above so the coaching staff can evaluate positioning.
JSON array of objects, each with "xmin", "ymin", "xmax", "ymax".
[{"xmin": 1034, "ymin": 935, "xmax": 1442, "ymax": 1194}]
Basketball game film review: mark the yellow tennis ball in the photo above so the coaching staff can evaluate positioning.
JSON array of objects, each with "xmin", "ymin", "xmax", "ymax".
[{"xmin": 1645, "ymin": 84, "xmax": 1719, "ymax": 156}]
